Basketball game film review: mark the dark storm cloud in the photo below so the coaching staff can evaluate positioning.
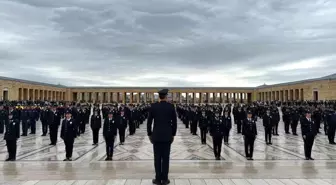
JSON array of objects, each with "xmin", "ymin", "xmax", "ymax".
[{"xmin": 1, "ymin": 0, "xmax": 336, "ymax": 87}]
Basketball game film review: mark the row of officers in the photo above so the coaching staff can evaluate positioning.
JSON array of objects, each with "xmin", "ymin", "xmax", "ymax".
[
  {"xmin": 0, "ymin": 103, "xmax": 149, "ymax": 161},
  {"xmin": 177, "ymin": 103, "xmax": 336, "ymax": 160}
]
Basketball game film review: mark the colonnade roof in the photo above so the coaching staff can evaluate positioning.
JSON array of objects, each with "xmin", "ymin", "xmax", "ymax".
[
  {"xmin": 1, "ymin": 73, "xmax": 336, "ymax": 90},
  {"xmin": 257, "ymin": 73, "xmax": 336, "ymax": 88},
  {"xmin": 68, "ymin": 86, "xmax": 255, "ymax": 90},
  {"xmin": 0, "ymin": 76, "xmax": 66, "ymax": 88}
]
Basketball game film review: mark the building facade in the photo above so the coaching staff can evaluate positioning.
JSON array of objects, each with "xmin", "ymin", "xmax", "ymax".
[{"xmin": 1, "ymin": 73, "xmax": 336, "ymax": 103}]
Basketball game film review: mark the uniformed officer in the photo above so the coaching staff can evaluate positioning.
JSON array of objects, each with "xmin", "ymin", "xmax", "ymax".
[
  {"xmin": 4, "ymin": 112, "xmax": 20, "ymax": 161},
  {"xmin": 147, "ymin": 89, "xmax": 177, "ymax": 185},
  {"xmin": 263, "ymin": 109, "xmax": 273, "ymax": 145},
  {"xmin": 223, "ymin": 110, "xmax": 232, "ymax": 145},
  {"xmin": 49, "ymin": 106, "xmax": 61, "ymax": 145},
  {"xmin": 103, "ymin": 111, "xmax": 118, "ymax": 161},
  {"xmin": 327, "ymin": 108, "xmax": 336, "ymax": 144},
  {"xmin": 60, "ymin": 111, "xmax": 77, "ymax": 161},
  {"xmin": 90, "ymin": 110, "xmax": 102, "ymax": 145},
  {"xmin": 210, "ymin": 110, "xmax": 225, "ymax": 160},
  {"xmin": 117, "ymin": 109, "xmax": 128, "ymax": 145},
  {"xmin": 198, "ymin": 108, "xmax": 208, "ymax": 144},
  {"xmin": 301, "ymin": 110, "xmax": 317, "ymax": 160},
  {"xmin": 0, "ymin": 104, "xmax": 7, "ymax": 134},
  {"xmin": 242, "ymin": 111, "xmax": 257, "ymax": 160}
]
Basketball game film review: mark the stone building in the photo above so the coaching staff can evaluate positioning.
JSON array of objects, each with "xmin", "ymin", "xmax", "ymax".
[{"xmin": 0, "ymin": 73, "xmax": 335, "ymax": 103}]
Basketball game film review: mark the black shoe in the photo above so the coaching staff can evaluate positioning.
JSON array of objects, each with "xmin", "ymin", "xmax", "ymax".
[
  {"xmin": 63, "ymin": 158, "xmax": 68, "ymax": 161},
  {"xmin": 305, "ymin": 157, "xmax": 309, "ymax": 160},
  {"xmin": 105, "ymin": 157, "xmax": 109, "ymax": 161},
  {"xmin": 152, "ymin": 179, "xmax": 161, "ymax": 184},
  {"xmin": 309, "ymin": 157, "xmax": 314, "ymax": 160},
  {"xmin": 5, "ymin": 158, "xmax": 11, "ymax": 161},
  {"xmin": 162, "ymin": 179, "xmax": 170, "ymax": 185}
]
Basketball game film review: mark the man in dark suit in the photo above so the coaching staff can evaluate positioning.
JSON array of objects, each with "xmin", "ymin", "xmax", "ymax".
[{"xmin": 147, "ymin": 89, "xmax": 177, "ymax": 185}]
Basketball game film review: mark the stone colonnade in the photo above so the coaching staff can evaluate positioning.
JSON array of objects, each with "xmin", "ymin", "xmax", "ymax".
[
  {"xmin": 18, "ymin": 87, "xmax": 66, "ymax": 101},
  {"xmin": 72, "ymin": 91, "xmax": 253, "ymax": 104},
  {"xmin": 258, "ymin": 88, "xmax": 304, "ymax": 101}
]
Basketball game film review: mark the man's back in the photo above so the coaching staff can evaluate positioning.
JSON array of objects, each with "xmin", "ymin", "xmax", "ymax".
[{"xmin": 147, "ymin": 101, "xmax": 177, "ymax": 143}]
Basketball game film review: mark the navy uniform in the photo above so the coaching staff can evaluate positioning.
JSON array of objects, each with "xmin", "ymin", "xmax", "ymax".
[
  {"xmin": 327, "ymin": 109, "xmax": 336, "ymax": 144},
  {"xmin": 242, "ymin": 111, "xmax": 257, "ymax": 160},
  {"xmin": 209, "ymin": 111, "xmax": 225, "ymax": 160},
  {"xmin": 90, "ymin": 111, "xmax": 102, "ymax": 145},
  {"xmin": 223, "ymin": 110, "xmax": 232, "ymax": 144},
  {"xmin": 117, "ymin": 109, "xmax": 128, "ymax": 145},
  {"xmin": 147, "ymin": 89, "xmax": 177, "ymax": 185},
  {"xmin": 0, "ymin": 105, "xmax": 7, "ymax": 134},
  {"xmin": 301, "ymin": 111, "xmax": 317, "ymax": 160},
  {"xmin": 103, "ymin": 111, "xmax": 118, "ymax": 161},
  {"xmin": 291, "ymin": 108, "xmax": 300, "ymax": 135},
  {"xmin": 49, "ymin": 106, "xmax": 61, "ymax": 145},
  {"xmin": 262, "ymin": 109, "xmax": 273, "ymax": 145},
  {"xmin": 60, "ymin": 111, "xmax": 77, "ymax": 161},
  {"xmin": 4, "ymin": 112, "xmax": 20, "ymax": 161},
  {"xmin": 198, "ymin": 109, "xmax": 208, "ymax": 144}
]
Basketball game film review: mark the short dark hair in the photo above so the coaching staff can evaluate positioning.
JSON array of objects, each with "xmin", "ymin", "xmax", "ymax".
[{"xmin": 159, "ymin": 94, "xmax": 166, "ymax": 100}]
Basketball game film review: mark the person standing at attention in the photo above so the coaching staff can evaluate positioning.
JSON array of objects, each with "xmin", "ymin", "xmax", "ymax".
[{"xmin": 147, "ymin": 89, "xmax": 177, "ymax": 185}]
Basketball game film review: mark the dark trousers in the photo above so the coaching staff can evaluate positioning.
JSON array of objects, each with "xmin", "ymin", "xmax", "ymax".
[
  {"xmin": 303, "ymin": 136, "xmax": 314, "ymax": 158},
  {"xmin": 184, "ymin": 120, "xmax": 189, "ymax": 128},
  {"xmin": 129, "ymin": 121, "xmax": 135, "ymax": 135},
  {"xmin": 30, "ymin": 120, "xmax": 36, "ymax": 134},
  {"xmin": 42, "ymin": 122, "xmax": 48, "ymax": 135},
  {"xmin": 0, "ymin": 120, "xmax": 4, "ymax": 133},
  {"xmin": 80, "ymin": 122, "xmax": 86, "ymax": 133},
  {"xmin": 200, "ymin": 128, "xmax": 207, "ymax": 143},
  {"xmin": 244, "ymin": 136, "xmax": 255, "ymax": 158},
  {"xmin": 272, "ymin": 122, "xmax": 279, "ymax": 135},
  {"xmin": 284, "ymin": 121, "xmax": 290, "ymax": 133},
  {"xmin": 22, "ymin": 121, "xmax": 28, "ymax": 136},
  {"xmin": 92, "ymin": 129, "xmax": 99, "ymax": 144},
  {"xmin": 64, "ymin": 139, "xmax": 74, "ymax": 158},
  {"xmin": 50, "ymin": 126, "xmax": 58, "ymax": 144},
  {"xmin": 118, "ymin": 127, "xmax": 126, "ymax": 143},
  {"xmin": 324, "ymin": 122, "xmax": 328, "ymax": 135},
  {"xmin": 316, "ymin": 120, "xmax": 321, "ymax": 132},
  {"xmin": 291, "ymin": 121, "xmax": 298, "ymax": 134},
  {"xmin": 6, "ymin": 140, "xmax": 17, "ymax": 160},
  {"xmin": 191, "ymin": 121, "xmax": 197, "ymax": 134},
  {"xmin": 236, "ymin": 120, "xmax": 242, "ymax": 133},
  {"xmin": 328, "ymin": 127, "xmax": 335, "ymax": 143},
  {"xmin": 153, "ymin": 142, "xmax": 171, "ymax": 181},
  {"xmin": 212, "ymin": 135, "xmax": 223, "ymax": 157},
  {"xmin": 265, "ymin": 128, "xmax": 272, "ymax": 143},
  {"xmin": 105, "ymin": 137, "xmax": 115, "ymax": 157}
]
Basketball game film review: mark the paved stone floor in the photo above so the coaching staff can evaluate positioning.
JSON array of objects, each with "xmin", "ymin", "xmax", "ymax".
[{"xmin": 0, "ymin": 114, "xmax": 335, "ymax": 184}]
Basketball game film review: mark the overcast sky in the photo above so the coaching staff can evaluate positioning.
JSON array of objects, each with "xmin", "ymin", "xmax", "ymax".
[{"xmin": 1, "ymin": 0, "xmax": 336, "ymax": 87}]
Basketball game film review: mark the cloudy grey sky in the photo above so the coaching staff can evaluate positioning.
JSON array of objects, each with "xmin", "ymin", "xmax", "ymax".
[{"xmin": 1, "ymin": 0, "xmax": 336, "ymax": 87}]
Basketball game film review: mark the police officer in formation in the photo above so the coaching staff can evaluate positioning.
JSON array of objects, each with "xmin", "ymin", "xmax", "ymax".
[
  {"xmin": 222, "ymin": 110, "xmax": 232, "ymax": 145},
  {"xmin": 301, "ymin": 110, "xmax": 317, "ymax": 160},
  {"xmin": 4, "ymin": 112, "xmax": 20, "ymax": 161},
  {"xmin": 242, "ymin": 111, "xmax": 257, "ymax": 160},
  {"xmin": 103, "ymin": 111, "xmax": 118, "ymax": 161},
  {"xmin": 263, "ymin": 109, "xmax": 273, "ymax": 145},
  {"xmin": 90, "ymin": 110, "xmax": 102, "ymax": 145},
  {"xmin": 61, "ymin": 111, "xmax": 77, "ymax": 161},
  {"xmin": 198, "ymin": 108, "xmax": 208, "ymax": 144},
  {"xmin": 209, "ymin": 110, "xmax": 225, "ymax": 160}
]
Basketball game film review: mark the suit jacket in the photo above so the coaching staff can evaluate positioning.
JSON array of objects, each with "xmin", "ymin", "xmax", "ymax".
[{"xmin": 147, "ymin": 101, "xmax": 177, "ymax": 143}]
